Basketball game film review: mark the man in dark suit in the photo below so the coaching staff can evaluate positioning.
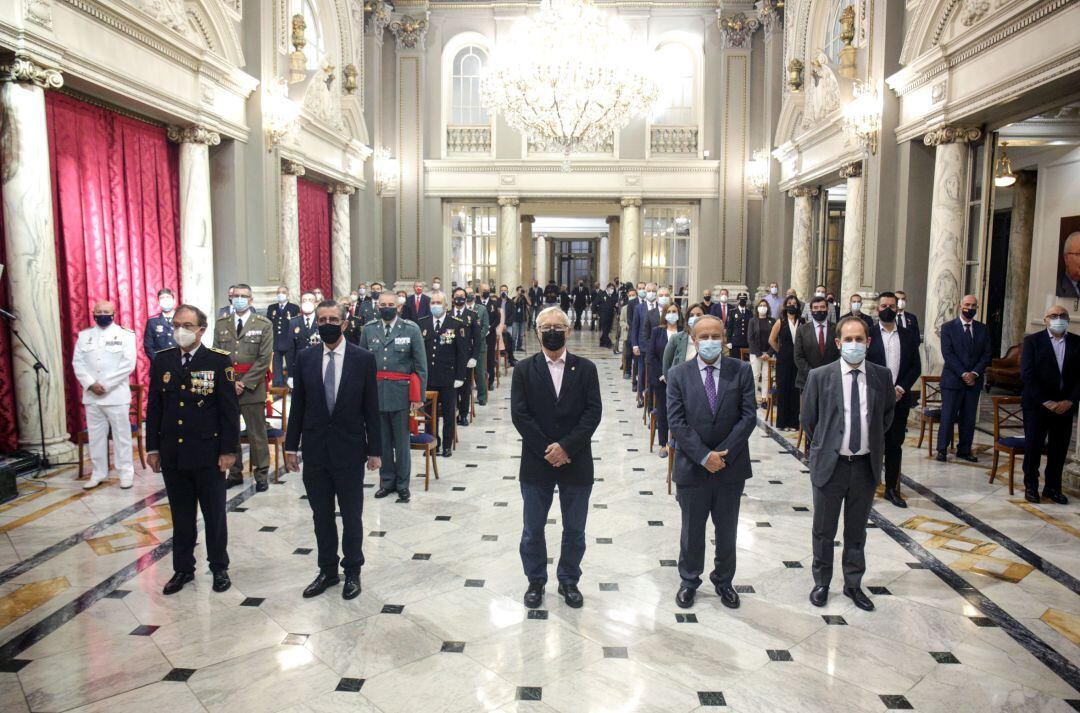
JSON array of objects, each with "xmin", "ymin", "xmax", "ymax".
[
  {"xmin": 401, "ymin": 281, "xmax": 431, "ymax": 323},
  {"xmin": 146, "ymin": 305, "xmax": 240, "ymax": 595},
  {"xmin": 894, "ymin": 290, "xmax": 922, "ymax": 343},
  {"xmin": 285, "ymin": 301, "xmax": 381, "ymax": 600},
  {"xmin": 528, "ymin": 280, "xmax": 544, "ymax": 328},
  {"xmin": 418, "ymin": 292, "xmax": 467, "ymax": 457},
  {"xmin": 867, "ymin": 292, "xmax": 921, "ymax": 508},
  {"xmin": 478, "ymin": 283, "xmax": 501, "ymax": 391},
  {"xmin": 794, "ymin": 296, "xmax": 841, "ymax": 391},
  {"xmin": 143, "ymin": 288, "xmax": 178, "ymax": 360},
  {"xmin": 450, "ymin": 288, "xmax": 481, "ymax": 426},
  {"xmin": 802, "ymin": 316, "xmax": 895, "ymax": 612},
  {"xmin": 543, "ymin": 280, "xmax": 559, "ymax": 306},
  {"xmin": 725, "ymin": 293, "xmax": 751, "ymax": 358},
  {"xmin": 511, "ymin": 306, "xmax": 602, "ymax": 610},
  {"xmin": 596, "ymin": 284, "xmax": 616, "ymax": 348},
  {"xmin": 667, "ymin": 315, "xmax": 757, "ymax": 609},
  {"xmin": 847, "ymin": 294, "xmax": 875, "ymax": 331},
  {"xmin": 634, "ymin": 284, "xmax": 665, "ymax": 403},
  {"xmin": 1020, "ymin": 305, "xmax": 1078, "ymax": 504},
  {"xmin": 709, "ymin": 289, "xmax": 731, "ymax": 324},
  {"xmin": 571, "ymin": 280, "xmax": 589, "ymax": 329},
  {"xmin": 937, "ymin": 295, "xmax": 992, "ymax": 463},
  {"xmin": 287, "ymin": 292, "xmax": 321, "ymax": 384},
  {"xmin": 623, "ymin": 286, "xmax": 640, "ymax": 382},
  {"xmin": 267, "ymin": 287, "xmax": 300, "ymax": 386}
]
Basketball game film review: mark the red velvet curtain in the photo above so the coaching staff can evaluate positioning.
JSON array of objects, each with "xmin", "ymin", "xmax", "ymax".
[
  {"xmin": 297, "ymin": 177, "xmax": 332, "ymax": 296},
  {"xmin": 46, "ymin": 92, "xmax": 182, "ymax": 436},
  {"xmin": 0, "ymin": 199, "xmax": 18, "ymax": 453}
]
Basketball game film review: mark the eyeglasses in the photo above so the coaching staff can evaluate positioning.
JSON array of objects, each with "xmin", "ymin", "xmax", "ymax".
[
  {"xmin": 538, "ymin": 326, "xmax": 569, "ymax": 334},
  {"xmin": 1047, "ymin": 313, "xmax": 1068, "ymax": 319}
]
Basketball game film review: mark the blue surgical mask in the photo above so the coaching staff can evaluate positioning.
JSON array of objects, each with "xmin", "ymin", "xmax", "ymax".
[
  {"xmin": 840, "ymin": 341, "xmax": 866, "ymax": 364},
  {"xmin": 431, "ymin": 304, "xmax": 446, "ymax": 318},
  {"xmin": 646, "ymin": 291, "xmax": 657, "ymax": 302},
  {"xmin": 665, "ymin": 312, "xmax": 679, "ymax": 325},
  {"xmin": 233, "ymin": 297, "xmax": 250, "ymax": 312},
  {"xmin": 688, "ymin": 316, "xmax": 699, "ymax": 329},
  {"xmin": 658, "ymin": 296, "xmax": 671, "ymax": 307},
  {"xmin": 697, "ymin": 339, "xmax": 723, "ymax": 361},
  {"xmin": 1048, "ymin": 317, "xmax": 1068, "ymax": 334},
  {"xmin": 276, "ymin": 293, "xmax": 288, "ymax": 304}
]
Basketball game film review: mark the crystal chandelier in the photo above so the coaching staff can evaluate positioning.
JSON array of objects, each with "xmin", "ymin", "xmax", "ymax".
[{"xmin": 480, "ymin": 0, "xmax": 659, "ymax": 170}]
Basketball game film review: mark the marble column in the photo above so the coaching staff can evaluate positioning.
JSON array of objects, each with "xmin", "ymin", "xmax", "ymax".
[
  {"xmin": 1002, "ymin": 170, "xmax": 1037, "ymax": 352},
  {"xmin": 330, "ymin": 183, "xmax": 356, "ymax": 297},
  {"xmin": 789, "ymin": 186, "xmax": 819, "ymax": 302},
  {"xmin": 520, "ymin": 215, "xmax": 535, "ymax": 286},
  {"xmin": 0, "ymin": 56, "xmax": 73, "ymax": 456},
  {"xmin": 598, "ymin": 235, "xmax": 610, "ymax": 286},
  {"xmin": 498, "ymin": 198, "xmax": 520, "ymax": 290},
  {"xmin": 280, "ymin": 160, "xmax": 304, "ymax": 297},
  {"xmin": 922, "ymin": 126, "xmax": 982, "ymax": 374},
  {"xmin": 536, "ymin": 234, "xmax": 548, "ymax": 286},
  {"xmin": 839, "ymin": 161, "xmax": 865, "ymax": 303},
  {"xmin": 606, "ymin": 216, "xmax": 621, "ymax": 284},
  {"xmin": 167, "ymin": 126, "xmax": 219, "ymax": 327},
  {"xmin": 620, "ymin": 198, "xmax": 642, "ymax": 286},
  {"xmin": 391, "ymin": 15, "xmax": 429, "ymax": 282}
]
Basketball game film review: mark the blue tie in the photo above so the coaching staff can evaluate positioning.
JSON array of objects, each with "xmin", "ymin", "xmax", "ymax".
[{"xmin": 704, "ymin": 365, "xmax": 717, "ymax": 412}]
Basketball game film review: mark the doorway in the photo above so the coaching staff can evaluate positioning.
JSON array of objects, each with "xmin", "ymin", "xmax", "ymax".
[{"xmin": 552, "ymin": 239, "xmax": 596, "ymax": 287}]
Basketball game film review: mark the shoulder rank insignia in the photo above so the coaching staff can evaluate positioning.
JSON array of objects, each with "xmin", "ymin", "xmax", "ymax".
[
  {"xmin": 225, "ymin": 366, "xmax": 236, "ymax": 382},
  {"xmin": 162, "ymin": 372, "xmax": 171, "ymax": 384},
  {"xmin": 210, "ymin": 346, "xmax": 231, "ymax": 355}
]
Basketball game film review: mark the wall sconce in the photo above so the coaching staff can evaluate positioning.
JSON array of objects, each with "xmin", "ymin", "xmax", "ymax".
[
  {"xmin": 263, "ymin": 76, "xmax": 301, "ymax": 152},
  {"xmin": 343, "ymin": 63, "xmax": 358, "ymax": 94},
  {"xmin": 747, "ymin": 149, "xmax": 770, "ymax": 197},
  {"xmin": 843, "ymin": 81, "xmax": 881, "ymax": 155},
  {"xmin": 993, "ymin": 141, "xmax": 1017, "ymax": 187},
  {"xmin": 289, "ymin": 14, "xmax": 308, "ymax": 84},
  {"xmin": 787, "ymin": 58, "xmax": 804, "ymax": 92},
  {"xmin": 374, "ymin": 147, "xmax": 398, "ymax": 195}
]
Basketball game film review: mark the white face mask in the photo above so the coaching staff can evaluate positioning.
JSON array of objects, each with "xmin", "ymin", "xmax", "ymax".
[
  {"xmin": 174, "ymin": 327, "xmax": 199, "ymax": 348},
  {"xmin": 851, "ymin": 302, "xmax": 863, "ymax": 314},
  {"xmin": 350, "ymin": 293, "xmax": 359, "ymax": 303},
  {"xmin": 815, "ymin": 292, "xmax": 826, "ymax": 299},
  {"xmin": 396, "ymin": 296, "xmax": 406, "ymax": 306},
  {"xmin": 158, "ymin": 297, "xmax": 175, "ymax": 312},
  {"xmin": 664, "ymin": 312, "xmax": 679, "ymax": 325},
  {"xmin": 897, "ymin": 299, "xmax": 906, "ymax": 310},
  {"xmin": 277, "ymin": 293, "xmax": 288, "ymax": 304},
  {"xmin": 757, "ymin": 306, "xmax": 768, "ymax": 317},
  {"xmin": 658, "ymin": 295, "xmax": 671, "ymax": 307},
  {"xmin": 769, "ymin": 287, "xmax": 778, "ymax": 295},
  {"xmin": 719, "ymin": 295, "xmax": 728, "ymax": 304},
  {"xmin": 432, "ymin": 283, "xmax": 441, "ymax": 290},
  {"xmin": 301, "ymin": 301, "xmax": 316, "ymax": 315}
]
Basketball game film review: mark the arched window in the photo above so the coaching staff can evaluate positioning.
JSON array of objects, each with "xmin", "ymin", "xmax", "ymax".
[
  {"xmin": 294, "ymin": 0, "xmax": 328, "ymax": 71},
  {"xmin": 824, "ymin": 0, "xmax": 857, "ymax": 64},
  {"xmin": 451, "ymin": 46, "xmax": 489, "ymax": 125},
  {"xmin": 653, "ymin": 43, "xmax": 696, "ymax": 126}
]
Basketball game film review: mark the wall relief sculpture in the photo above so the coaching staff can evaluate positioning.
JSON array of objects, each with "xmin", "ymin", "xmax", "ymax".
[{"xmin": 801, "ymin": 50, "xmax": 840, "ymax": 130}]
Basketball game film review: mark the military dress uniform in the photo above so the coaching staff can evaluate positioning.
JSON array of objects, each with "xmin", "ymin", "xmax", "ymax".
[
  {"xmin": 214, "ymin": 310, "xmax": 274, "ymax": 486},
  {"xmin": 359, "ymin": 318, "xmax": 428, "ymax": 495},
  {"xmin": 143, "ymin": 313, "xmax": 176, "ymax": 361},
  {"xmin": 474, "ymin": 302, "xmax": 491, "ymax": 405},
  {"xmin": 451, "ymin": 305, "xmax": 482, "ymax": 424},
  {"xmin": 289, "ymin": 313, "xmax": 322, "ymax": 372},
  {"xmin": 417, "ymin": 313, "xmax": 467, "ymax": 453},
  {"xmin": 146, "ymin": 345, "xmax": 240, "ymax": 576},
  {"xmin": 344, "ymin": 313, "xmax": 366, "ymax": 345},
  {"xmin": 726, "ymin": 306, "xmax": 751, "ymax": 359},
  {"xmin": 353, "ymin": 297, "xmax": 376, "ymax": 325},
  {"xmin": 480, "ymin": 298, "xmax": 501, "ymax": 392},
  {"xmin": 266, "ymin": 301, "xmax": 300, "ymax": 385}
]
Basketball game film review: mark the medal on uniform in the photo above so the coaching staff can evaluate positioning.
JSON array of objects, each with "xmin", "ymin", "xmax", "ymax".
[{"xmin": 163, "ymin": 372, "xmax": 171, "ymax": 384}]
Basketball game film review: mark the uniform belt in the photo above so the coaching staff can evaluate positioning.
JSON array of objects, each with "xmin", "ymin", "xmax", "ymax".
[
  {"xmin": 234, "ymin": 363, "xmax": 253, "ymax": 374},
  {"xmin": 376, "ymin": 371, "xmax": 411, "ymax": 382},
  {"xmin": 840, "ymin": 453, "xmax": 869, "ymax": 462}
]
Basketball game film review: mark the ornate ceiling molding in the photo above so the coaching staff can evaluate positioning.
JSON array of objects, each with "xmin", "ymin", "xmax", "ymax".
[
  {"xmin": 922, "ymin": 125, "xmax": 982, "ymax": 146},
  {"xmin": 0, "ymin": 54, "xmax": 63, "ymax": 89},
  {"xmin": 167, "ymin": 124, "xmax": 221, "ymax": 144},
  {"xmin": 717, "ymin": 10, "xmax": 761, "ymax": 50}
]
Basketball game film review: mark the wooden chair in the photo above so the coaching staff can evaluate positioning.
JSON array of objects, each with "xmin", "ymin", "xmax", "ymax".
[
  {"xmin": 239, "ymin": 386, "xmax": 290, "ymax": 483},
  {"xmin": 988, "ymin": 396, "xmax": 1025, "ymax": 495},
  {"xmin": 76, "ymin": 383, "xmax": 146, "ymax": 478},
  {"xmin": 411, "ymin": 390, "xmax": 440, "ymax": 491},
  {"xmin": 916, "ymin": 375, "xmax": 946, "ymax": 456},
  {"xmin": 763, "ymin": 356, "xmax": 777, "ymax": 424}
]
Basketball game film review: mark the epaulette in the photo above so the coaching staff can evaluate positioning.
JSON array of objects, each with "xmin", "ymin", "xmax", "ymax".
[
  {"xmin": 156, "ymin": 346, "xmax": 179, "ymax": 354},
  {"xmin": 120, "ymin": 326, "xmax": 135, "ymax": 333},
  {"xmin": 210, "ymin": 346, "xmax": 231, "ymax": 355}
]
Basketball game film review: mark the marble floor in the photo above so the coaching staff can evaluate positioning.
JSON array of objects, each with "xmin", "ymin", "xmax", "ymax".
[{"xmin": 0, "ymin": 334, "xmax": 1077, "ymax": 713}]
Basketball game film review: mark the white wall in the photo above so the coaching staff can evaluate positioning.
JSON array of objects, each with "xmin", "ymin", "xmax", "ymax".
[{"xmin": 1027, "ymin": 145, "xmax": 1080, "ymax": 334}]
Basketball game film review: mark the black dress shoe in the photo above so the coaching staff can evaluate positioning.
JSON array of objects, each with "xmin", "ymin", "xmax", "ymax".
[
  {"xmin": 935, "ymin": 452, "xmax": 947, "ymax": 463},
  {"xmin": 303, "ymin": 573, "xmax": 341, "ymax": 598},
  {"xmin": 956, "ymin": 453, "xmax": 978, "ymax": 463},
  {"xmin": 884, "ymin": 489, "xmax": 908, "ymax": 508},
  {"xmin": 441, "ymin": 446, "xmax": 453, "ymax": 458},
  {"xmin": 477, "ymin": 399, "xmax": 486, "ymax": 406},
  {"xmin": 843, "ymin": 587, "xmax": 875, "ymax": 611},
  {"xmin": 255, "ymin": 481, "xmax": 269, "ymax": 492},
  {"xmin": 212, "ymin": 570, "xmax": 231, "ymax": 593},
  {"xmin": 523, "ymin": 581, "xmax": 545, "ymax": 609},
  {"xmin": 675, "ymin": 586, "xmax": 696, "ymax": 609},
  {"xmin": 809, "ymin": 585, "xmax": 829, "ymax": 607},
  {"xmin": 1044, "ymin": 491, "xmax": 1069, "ymax": 505},
  {"xmin": 396, "ymin": 489, "xmax": 411, "ymax": 503},
  {"xmin": 342, "ymin": 573, "xmax": 361, "ymax": 600},
  {"xmin": 716, "ymin": 585, "xmax": 740, "ymax": 609},
  {"xmin": 374, "ymin": 488, "xmax": 396, "ymax": 499},
  {"xmin": 225, "ymin": 478, "xmax": 244, "ymax": 489},
  {"xmin": 163, "ymin": 572, "xmax": 194, "ymax": 595},
  {"xmin": 1024, "ymin": 490, "xmax": 1041, "ymax": 503},
  {"xmin": 558, "ymin": 582, "xmax": 584, "ymax": 608}
]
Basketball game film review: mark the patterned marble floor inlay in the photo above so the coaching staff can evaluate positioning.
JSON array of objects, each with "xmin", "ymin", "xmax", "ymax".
[{"xmin": 0, "ymin": 334, "xmax": 1077, "ymax": 712}]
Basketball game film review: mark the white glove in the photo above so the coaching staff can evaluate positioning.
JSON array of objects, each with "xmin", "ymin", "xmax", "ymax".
[
  {"xmin": 632, "ymin": 346, "xmax": 640, "ymax": 356},
  {"xmin": 454, "ymin": 379, "xmax": 465, "ymax": 388},
  {"xmin": 467, "ymin": 358, "xmax": 477, "ymax": 368},
  {"xmin": 287, "ymin": 377, "xmax": 293, "ymax": 388}
]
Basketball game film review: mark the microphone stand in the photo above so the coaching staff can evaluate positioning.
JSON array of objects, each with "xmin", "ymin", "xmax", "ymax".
[{"xmin": 4, "ymin": 319, "xmax": 56, "ymax": 477}]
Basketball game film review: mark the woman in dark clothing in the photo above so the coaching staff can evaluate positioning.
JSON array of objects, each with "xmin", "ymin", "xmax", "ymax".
[
  {"xmin": 768, "ymin": 295, "xmax": 803, "ymax": 430},
  {"xmin": 649, "ymin": 302, "xmax": 682, "ymax": 457},
  {"xmin": 747, "ymin": 298, "xmax": 776, "ymax": 407}
]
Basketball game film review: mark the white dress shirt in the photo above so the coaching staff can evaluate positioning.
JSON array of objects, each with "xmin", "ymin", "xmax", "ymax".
[
  {"xmin": 696, "ymin": 355, "xmax": 722, "ymax": 466},
  {"xmin": 839, "ymin": 360, "xmax": 870, "ymax": 456},
  {"xmin": 1049, "ymin": 329, "xmax": 1066, "ymax": 375},
  {"xmin": 878, "ymin": 325, "xmax": 902, "ymax": 386},
  {"xmin": 322, "ymin": 339, "xmax": 346, "ymax": 403},
  {"xmin": 545, "ymin": 349, "xmax": 566, "ymax": 397}
]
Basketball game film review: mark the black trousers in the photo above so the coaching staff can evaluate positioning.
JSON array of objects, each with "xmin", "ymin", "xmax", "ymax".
[
  {"xmin": 457, "ymin": 369, "xmax": 473, "ymax": 419},
  {"xmin": 1023, "ymin": 407, "xmax": 1074, "ymax": 494},
  {"xmin": 302, "ymin": 464, "xmax": 365, "ymax": 575},
  {"xmin": 429, "ymin": 385, "xmax": 457, "ymax": 447},
  {"xmin": 520, "ymin": 480, "xmax": 592, "ymax": 585},
  {"xmin": 883, "ymin": 403, "xmax": 911, "ymax": 491},
  {"xmin": 599, "ymin": 317, "xmax": 612, "ymax": 347},
  {"xmin": 812, "ymin": 457, "xmax": 876, "ymax": 589},
  {"xmin": 675, "ymin": 475, "xmax": 745, "ymax": 589},
  {"xmin": 163, "ymin": 466, "xmax": 229, "ymax": 574},
  {"xmin": 573, "ymin": 305, "xmax": 584, "ymax": 329},
  {"xmin": 486, "ymin": 334, "xmax": 497, "ymax": 386},
  {"xmin": 272, "ymin": 349, "xmax": 288, "ymax": 386},
  {"xmin": 653, "ymin": 382, "xmax": 669, "ymax": 447},
  {"xmin": 938, "ymin": 386, "xmax": 980, "ymax": 455}
]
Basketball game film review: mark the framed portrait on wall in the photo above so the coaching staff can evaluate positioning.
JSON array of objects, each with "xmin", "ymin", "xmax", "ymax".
[{"xmin": 1057, "ymin": 215, "xmax": 1080, "ymax": 299}]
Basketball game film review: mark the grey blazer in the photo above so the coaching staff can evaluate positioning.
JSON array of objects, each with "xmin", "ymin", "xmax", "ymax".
[
  {"xmin": 667, "ymin": 357, "xmax": 757, "ymax": 486},
  {"xmin": 661, "ymin": 331, "xmax": 691, "ymax": 378},
  {"xmin": 800, "ymin": 360, "xmax": 895, "ymax": 487}
]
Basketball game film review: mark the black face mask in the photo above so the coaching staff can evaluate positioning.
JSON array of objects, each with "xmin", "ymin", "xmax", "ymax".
[
  {"xmin": 785, "ymin": 304, "xmax": 799, "ymax": 315},
  {"xmin": 961, "ymin": 308, "xmax": 977, "ymax": 321},
  {"xmin": 878, "ymin": 307, "xmax": 896, "ymax": 323},
  {"xmin": 481, "ymin": 291, "xmax": 491, "ymax": 299},
  {"xmin": 501, "ymin": 291, "xmax": 508, "ymax": 299},
  {"xmin": 541, "ymin": 329, "xmax": 566, "ymax": 351},
  {"xmin": 702, "ymin": 295, "xmax": 712, "ymax": 302},
  {"xmin": 812, "ymin": 310, "xmax": 829, "ymax": 322},
  {"xmin": 738, "ymin": 298, "xmax": 747, "ymax": 307},
  {"xmin": 379, "ymin": 306, "xmax": 397, "ymax": 321},
  {"xmin": 454, "ymin": 297, "xmax": 466, "ymax": 306},
  {"xmin": 317, "ymin": 323, "xmax": 342, "ymax": 343},
  {"xmin": 94, "ymin": 314, "xmax": 114, "ymax": 328}
]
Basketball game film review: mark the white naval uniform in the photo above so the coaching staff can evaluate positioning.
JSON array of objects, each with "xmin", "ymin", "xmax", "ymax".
[{"xmin": 71, "ymin": 322, "xmax": 137, "ymax": 486}]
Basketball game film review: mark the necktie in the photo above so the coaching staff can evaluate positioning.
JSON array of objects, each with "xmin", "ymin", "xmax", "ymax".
[
  {"xmin": 324, "ymin": 350, "xmax": 336, "ymax": 413},
  {"xmin": 900, "ymin": 313, "xmax": 906, "ymax": 329},
  {"xmin": 964, "ymin": 323, "xmax": 973, "ymax": 344},
  {"xmin": 416, "ymin": 296, "xmax": 421, "ymax": 311},
  {"xmin": 817, "ymin": 324, "xmax": 825, "ymax": 357},
  {"xmin": 435, "ymin": 319, "xmax": 442, "ymax": 333},
  {"xmin": 385, "ymin": 324, "xmax": 392, "ymax": 338},
  {"xmin": 849, "ymin": 370, "xmax": 861, "ymax": 453},
  {"xmin": 704, "ymin": 365, "xmax": 717, "ymax": 412},
  {"xmin": 181, "ymin": 353, "xmax": 191, "ymax": 369},
  {"xmin": 236, "ymin": 317, "xmax": 242, "ymax": 337}
]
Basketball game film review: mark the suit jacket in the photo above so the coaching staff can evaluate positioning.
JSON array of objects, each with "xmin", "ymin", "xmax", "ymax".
[
  {"xmin": 284, "ymin": 341, "xmax": 381, "ymax": 468},
  {"xmin": 543, "ymin": 284, "xmax": 559, "ymax": 304},
  {"xmin": 1021, "ymin": 330, "xmax": 1080, "ymax": 412},
  {"xmin": 793, "ymin": 320, "xmax": 840, "ymax": 390},
  {"xmin": 866, "ymin": 324, "xmax": 922, "ymax": 408},
  {"xmin": 801, "ymin": 360, "xmax": 895, "ymax": 486},
  {"xmin": 358, "ymin": 318, "xmax": 428, "ymax": 411},
  {"xmin": 402, "ymin": 293, "xmax": 431, "ymax": 323},
  {"xmin": 939, "ymin": 318, "xmax": 992, "ymax": 390},
  {"xmin": 572, "ymin": 286, "xmax": 589, "ymax": 308},
  {"xmin": 266, "ymin": 302, "xmax": 301, "ymax": 351},
  {"xmin": 288, "ymin": 315, "xmax": 322, "ymax": 374},
  {"xmin": 709, "ymin": 301, "xmax": 731, "ymax": 324},
  {"xmin": 1059, "ymin": 272, "xmax": 1080, "ymax": 299},
  {"xmin": 511, "ymin": 351, "xmax": 602, "ymax": 487},
  {"xmin": 529, "ymin": 286, "xmax": 544, "ymax": 307},
  {"xmin": 635, "ymin": 302, "xmax": 662, "ymax": 352},
  {"xmin": 418, "ymin": 314, "xmax": 468, "ymax": 389},
  {"xmin": 897, "ymin": 310, "xmax": 922, "ymax": 343},
  {"xmin": 648, "ymin": 326, "xmax": 677, "ymax": 387},
  {"xmin": 667, "ymin": 356, "xmax": 757, "ymax": 486},
  {"xmin": 559, "ymin": 291, "xmax": 571, "ymax": 312}
]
